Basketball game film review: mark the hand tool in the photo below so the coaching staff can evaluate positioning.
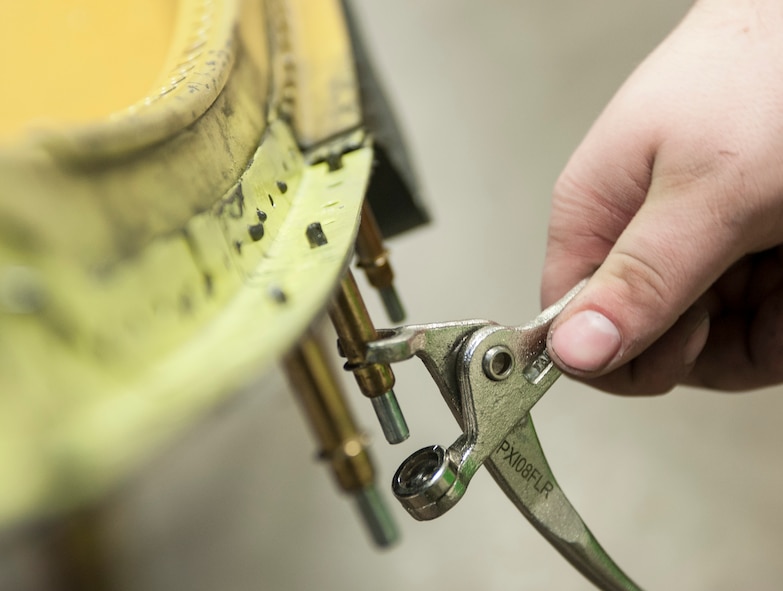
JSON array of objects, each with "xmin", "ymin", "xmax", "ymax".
[{"xmin": 354, "ymin": 281, "xmax": 643, "ymax": 590}]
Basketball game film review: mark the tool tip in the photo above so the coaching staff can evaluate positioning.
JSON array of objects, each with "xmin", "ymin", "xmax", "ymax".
[
  {"xmin": 380, "ymin": 286, "xmax": 406, "ymax": 324},
  {"xmin": 354, "ymin": 486, "xmax": 399, "ymax": 547},
  {"xmin": 371, "ymin": 390, "xmax": 409, "ymax": 444}
]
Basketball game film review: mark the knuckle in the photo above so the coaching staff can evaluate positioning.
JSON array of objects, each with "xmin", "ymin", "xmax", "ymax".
[
  {"xmin": 607, "ymin": 249, "xmax": 673, "ymax": 316},
  {"xmin": 554, "ymin": 168, "xmax": 644, "ymax": 233},
  {"xmin": 550, "ymin": 172, "xmax": 643, "ymax": 262},
  {"xmin": 655, "ymin": 146, "xmax": 769, "ymax": 249}
]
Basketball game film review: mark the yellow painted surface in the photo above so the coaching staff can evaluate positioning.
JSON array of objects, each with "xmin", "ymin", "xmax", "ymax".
[
  {"xmin": 0, "ymin": 0, "xmax": 371, "ymax": 529},
  {"xmin": 0, "ymin": 1, "xmax": 177, "ymax": 139},
  {"xmin": 268, "ymin": 0, "xmax": 362, "ymax": 147}
]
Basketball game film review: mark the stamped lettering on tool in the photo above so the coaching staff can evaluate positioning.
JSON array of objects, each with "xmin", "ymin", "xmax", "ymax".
[
  {"xmin": 523, "ymin": 350, "xmax": 553, "ymax": 384},
  {"xmin": 498, "ymin": 440, "xmax": 554, "ymax": 498}
]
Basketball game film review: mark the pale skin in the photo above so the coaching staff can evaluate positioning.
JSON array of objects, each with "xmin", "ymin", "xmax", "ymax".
[{"xmin": 543, "ymin": 0, "xmax": 783, "ymax": 394}]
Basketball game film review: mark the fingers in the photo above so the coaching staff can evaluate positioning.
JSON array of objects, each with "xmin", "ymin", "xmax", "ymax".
[
  {"xmin": 541, "ymin": 43, "xmax": 760, "ymax": 382},
  {"xmin": 541, "ymin": 103, "xmax": 656, "ymax": 309},
  {"xmin": 540, "ymin": 0, "xmax": 783, "ymax": 392},
  {"xmin": 547, "ymin": 178, "xmax": 741, "ymax": 378},
  {"xmin": 687, "ymin": 260, "xmax": 783, "ymax": 390},
  {"xmin": 542, "ymin": 89, "xmax": 745, "ymax": 381}
]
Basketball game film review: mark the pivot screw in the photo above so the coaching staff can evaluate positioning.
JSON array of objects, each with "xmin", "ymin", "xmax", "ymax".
[{"xmin": 483, "ymin": 345, "xmax": 514, "ymax": 381}]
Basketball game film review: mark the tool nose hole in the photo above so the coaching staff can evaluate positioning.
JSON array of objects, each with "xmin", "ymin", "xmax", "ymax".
[
  {"xmin": 392, "ymin": 446, "xmax": 465, "ymax": 520},
  {"xmin": 393, "ymin": 446, "xmax": 447, "ymax": 496}
]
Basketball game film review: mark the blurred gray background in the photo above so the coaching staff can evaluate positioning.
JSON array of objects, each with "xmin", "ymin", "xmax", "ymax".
[{"xmin": 7, "ymin": 1, "xmax": 783, "ymax": 590}]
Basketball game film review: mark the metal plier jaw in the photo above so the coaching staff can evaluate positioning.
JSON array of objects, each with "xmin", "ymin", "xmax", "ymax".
[{"xmin": 363, "ymin": 281, "xmax": 643, "ymax": 591}]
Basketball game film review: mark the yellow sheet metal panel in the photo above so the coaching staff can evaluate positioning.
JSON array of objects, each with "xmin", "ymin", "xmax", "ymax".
[
  {"xmin": 0, "ymin": 0, "xmax": 370, "ymax": 528},
  {"xmin": 50, "ymin": 147, "xmax": 371, "ymax": 522},
  {"xmin": 0, "ymin": 137, "xmax": 372, "ymax": 527}
]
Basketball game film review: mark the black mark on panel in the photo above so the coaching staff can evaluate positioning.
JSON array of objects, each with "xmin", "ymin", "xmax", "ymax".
[
  {"xmin": 326, "ymin": 154, "xmax": 343, "ymax": 172},
  {"xmin": 248, "ymin": 223, "xmax": 265, "ymax": 242},
  {"xmin": 180, "ymin": 293, "xmax": 193, "ymax": 315},
  {"xmin": 269, "ymin": 286, "xmax": 287, "ymax": 304},
  {"xmin": 219, "ymin": 184, "xmax": 245, "ymax": 219},
  {"xmin": 306, "ymin": 222, "xmax": 328, "ymax": 248}
]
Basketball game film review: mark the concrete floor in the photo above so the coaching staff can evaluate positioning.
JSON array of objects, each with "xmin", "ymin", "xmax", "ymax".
[{"xmin": 6, "ymin": 2, "xmax": 783, "ymax": 590}]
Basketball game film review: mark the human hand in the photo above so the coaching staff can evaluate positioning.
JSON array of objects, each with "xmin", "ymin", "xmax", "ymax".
[{"xmin": 542, "ymin": 0, "xmax": 783, "ymax": 394}]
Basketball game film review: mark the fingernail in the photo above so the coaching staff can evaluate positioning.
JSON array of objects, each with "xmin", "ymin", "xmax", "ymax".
[
  {"xmin": 684, "ymin": 315, "xmax": 709, "ymax": 365},
  {"xmin": 551, "ymin": 310, "xmax": 621, "ymax": 372}
]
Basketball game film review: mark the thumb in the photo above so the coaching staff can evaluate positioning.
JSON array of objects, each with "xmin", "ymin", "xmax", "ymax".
[{"xmin": 547, "ymin": 182, "xmax": 742, "ymax": 376}]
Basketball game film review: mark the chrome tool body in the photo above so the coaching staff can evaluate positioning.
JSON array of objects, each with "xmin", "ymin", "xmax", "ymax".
[{"xmin": 355, "ymin": 281, "xmax": 642, "ymax": 590}]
